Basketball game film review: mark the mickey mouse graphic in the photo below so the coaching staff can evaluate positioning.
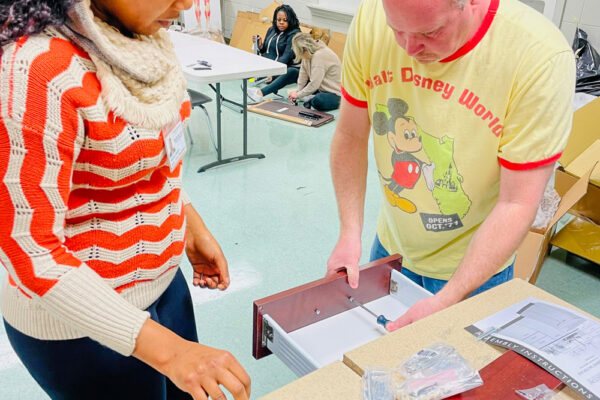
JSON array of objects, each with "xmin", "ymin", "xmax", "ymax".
[{"xmin": 373, "ymin": 98, "xmax": 435, "ymax": 213}]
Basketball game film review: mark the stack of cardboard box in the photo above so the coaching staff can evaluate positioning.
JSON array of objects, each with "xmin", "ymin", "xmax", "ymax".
[
  {"xmin": 229, "ymin": 1, "xmax": 347, "ymax": 61},
  {"xmin": 327, "ymin": 32, "xmax": 347, "ymax": 61},
  {"xmin": 551, "ymin": 98, "xmax": 600, "ymax": 265},
  {"xmin": 514, "ymin": 97, "xmax": 600, "ymax": 283},
  {"xmin": 229, "ymin": 10, "xmax": 273, "ymax": 53}
]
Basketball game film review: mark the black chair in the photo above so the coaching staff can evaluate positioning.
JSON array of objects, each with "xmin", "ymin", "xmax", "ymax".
[{"xmin": 186, "ymin": 89, "xmax": 215, "ymax": 146}]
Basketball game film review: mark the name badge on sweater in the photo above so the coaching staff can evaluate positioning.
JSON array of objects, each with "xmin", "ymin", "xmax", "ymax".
[{"xmin": 163, "ymin": 119, "xmax": 186, "ymax": 171}]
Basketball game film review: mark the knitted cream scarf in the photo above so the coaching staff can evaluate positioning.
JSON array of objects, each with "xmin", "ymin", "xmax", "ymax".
[{"xmin": 62, "ymin": 0, "xmax": 187, "ymax": 130}]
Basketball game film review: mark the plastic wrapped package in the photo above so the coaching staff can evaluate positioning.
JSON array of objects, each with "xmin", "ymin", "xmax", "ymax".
[
  {"xmin": 516, "ymin": 384, "xmax": 555, "ymax": 400},
  {"xmin": 363, "ymin": 367, "xmax": 396, "ymax": 400},
  {"xmin": 532, "ymin": 186, "xmax": 561, "ymax": 230},
  {"xmin": 362, "ymin": 343, "xmax": 483, "ymax": 400},
  {"xmin": 573, "ymin": 28, "xmax": 600, "ymax": 96},
  {"xmin": 395, "ymin": 343, "xmax": 483, "ymax": 400}
]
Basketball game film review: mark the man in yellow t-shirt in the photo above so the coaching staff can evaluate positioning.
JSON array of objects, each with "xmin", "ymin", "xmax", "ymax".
[{"xmin": 327, "ymin": 0, "xmax": 575, "ymax": 330}]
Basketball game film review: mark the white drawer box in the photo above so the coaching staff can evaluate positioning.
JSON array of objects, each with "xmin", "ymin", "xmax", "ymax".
[{"xmin": 252, "ymin": 255, "xmax": 432, "ymax": 377}]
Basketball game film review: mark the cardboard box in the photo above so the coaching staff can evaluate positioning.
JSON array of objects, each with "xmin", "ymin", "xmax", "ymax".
[
  {"xmin": 548, "ymin": 96, "xmax": 600, "ymax": 264},
  {"xmin": 551, "ymin": 217, "xmax": 600, "ymax": 263},
  {"xmin": 554, "ymin": 158, "xmax": 600, "ymax": 225},
  {"xmin": 515, "ymin": 97, "xmax": 600, "ymax": 281},
  {"xmin": 300, "ymin": 24, "xmax": 330, "ymax": 44},
  {"xmin": 555, "ymin": 96, "xmax": 600, "ymax": 223},
  {"xmin": 299, "ymin": 25, "xmax": 312, "ymax": 34},
  {"xmin": 229, "ymin": 11, "xmax": 270, "ymax": 53},
  {"xmin": 558, "ymin": 97, "xmax": 600, "ymax": 187},
  {"xmin": 514, "ymin": 166, "xmax": 593, "ymax": 283},
  {"xmin": 328, "ymin": 32, "xmax": 347, "ymax": 61},
  {"xmin": 259, "ymin": 1, "xmax": 282, "ymax": 23},
  {"xmin": 229, "ymin": 3, "xmax": 329, "ymax": 54}
]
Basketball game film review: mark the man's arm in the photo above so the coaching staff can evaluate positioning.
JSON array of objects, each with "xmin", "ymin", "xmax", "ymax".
[
  {"xmin": 387, "ymin": 162, "xmax": 554, "ymax": 330},
  {"xmin": 326, "ymin": 97, "xmax": 372, "ymax": 288}
]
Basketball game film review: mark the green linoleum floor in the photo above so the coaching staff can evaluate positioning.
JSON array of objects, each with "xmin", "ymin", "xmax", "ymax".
[{"xmin": 0, "ymin": 81, "xmax": 598, "ymax": 399}]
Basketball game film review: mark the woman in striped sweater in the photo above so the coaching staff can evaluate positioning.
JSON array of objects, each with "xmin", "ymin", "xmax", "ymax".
[{"xmin": 0, "ymin": 1, "xmax": 250, "ymax": 399}]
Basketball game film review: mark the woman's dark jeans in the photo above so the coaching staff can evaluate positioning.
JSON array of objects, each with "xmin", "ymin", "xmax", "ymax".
[
  {"xmin": 4, "ymin": 269, "xmax": 196, "ymax": 400},
  {"xmin": 261, "ymin": 67, "xmax": 299, "ymax": 96},
  {"xmin": 306, "ymin": 91, "xmax": 341, "ymax": 111}
]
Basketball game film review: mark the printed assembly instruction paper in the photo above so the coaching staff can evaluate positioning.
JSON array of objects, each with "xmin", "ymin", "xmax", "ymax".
[{"xmin": 466, "ymin": 298, "xmax": 600, "ymax": 400}]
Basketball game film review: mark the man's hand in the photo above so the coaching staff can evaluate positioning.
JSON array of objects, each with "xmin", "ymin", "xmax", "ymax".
[
  {"xmin": 385, "ymin": 295, "xmax": 452, "ymax": 331},
  {"xmin": 185, "ymin": 205, "xmax": 229, "ymax": 290},
  {"xmin": 326, "ymin": 235, "xmax": 361, "ymax": 288},
  {"xmin": 288, "ymin": 90, "xmax": 298, "ymax": 103}
]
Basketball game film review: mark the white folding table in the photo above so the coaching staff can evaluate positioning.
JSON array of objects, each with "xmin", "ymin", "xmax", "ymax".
[{"xmin": 169, "ymin": 31, "xmax": 287, "ymax": 172}]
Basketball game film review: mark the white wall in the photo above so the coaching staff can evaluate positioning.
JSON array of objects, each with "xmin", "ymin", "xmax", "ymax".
[
  {"xmin": 220, "ymin": 0, "xmax": 600, "ymax": 51},
  {"xmin": 560, "ymin": 0, "xmax": 600, "ymax": 49},
  {"xmin": 220, "ymin": 0, "xmax": 359, "ymax": 38}
]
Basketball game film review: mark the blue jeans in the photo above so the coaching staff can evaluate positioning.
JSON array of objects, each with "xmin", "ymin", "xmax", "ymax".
[
  {"xmin": 370, "ymin": 235, "xmax": 513, "ymax": 295},
  {"xmin": 260, "ymin": 67, "xmax": 299, "ymax": 96},
  {"xmin": 306, "ymin": 91, "xmax": 341, "ymax": 111},
  {"xmin": 4, "ymin": 268, "xmax": 196, "ymax": 400}
]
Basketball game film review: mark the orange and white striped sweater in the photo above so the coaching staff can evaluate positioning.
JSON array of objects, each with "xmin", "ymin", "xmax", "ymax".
[{"xmin": 0, "ymin": 31, "xmax": 191, "ymax": 356}]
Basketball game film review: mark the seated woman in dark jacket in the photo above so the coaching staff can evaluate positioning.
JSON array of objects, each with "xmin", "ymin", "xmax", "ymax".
[{"xmin": 247, "ymin": 4, "xmax": 301, "ymax": 102}]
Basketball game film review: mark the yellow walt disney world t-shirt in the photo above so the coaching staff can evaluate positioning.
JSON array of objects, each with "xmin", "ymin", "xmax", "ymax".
[{"xmin": 341, "ymin": 0, "xmax": 575, "ymax": 279}]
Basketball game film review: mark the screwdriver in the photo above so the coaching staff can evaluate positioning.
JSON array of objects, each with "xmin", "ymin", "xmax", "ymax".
[{"xmin": 348, "ymin": 296, "xmax": 391, "ymax": 329}]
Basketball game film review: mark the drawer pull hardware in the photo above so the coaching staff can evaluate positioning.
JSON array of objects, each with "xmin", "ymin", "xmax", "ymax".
[
  {"xmin": 262, "ymin": 319, "xmax": 274, "ymax": 347},
  {"xmin": 390, "ymin": 279, "xmax": 398, "ymax": 294}
]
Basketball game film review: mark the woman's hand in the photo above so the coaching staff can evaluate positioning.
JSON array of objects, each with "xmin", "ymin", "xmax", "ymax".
[
  {"xmin": 166, "ymin": 339, "xmax": 251, "ymax": 400},
  {"xmin": 134, "ymin": 320, "xmax": 251, "ymax": 400},
  {"xmin": 252, "ymin": 35, "xmax": 262, "ymax": 50},
  {"xmin": 288, "ymin": 90, "xmax": 298, "ymax": 103},
  {"xmin": 185, "ymin": 204, "xmax": 229, "ymax": 290}
]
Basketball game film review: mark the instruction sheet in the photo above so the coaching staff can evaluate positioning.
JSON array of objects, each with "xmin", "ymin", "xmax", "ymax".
[{"xmin": 465, "ymin": 298, "xmax": 600, "ymax": 400}]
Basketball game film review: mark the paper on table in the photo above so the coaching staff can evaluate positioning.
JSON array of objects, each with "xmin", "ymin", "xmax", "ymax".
[{"xmin": 465, "ymin": 297, "xmax": 600, "ymax": 400}]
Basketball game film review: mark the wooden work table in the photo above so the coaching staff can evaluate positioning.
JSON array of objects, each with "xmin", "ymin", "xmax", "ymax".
[
  {"xmin": 259, "ymin": 361, "xmax": 361, "ymax": 400},
  {"xmin": 261, "ymin": 279, "xmax": 598, "ymax": 399}
]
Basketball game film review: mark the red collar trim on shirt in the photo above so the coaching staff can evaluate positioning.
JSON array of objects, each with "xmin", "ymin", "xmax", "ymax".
[{"xmin": 440, "ymin": 0, "xmax": 499, "ymax": 63}]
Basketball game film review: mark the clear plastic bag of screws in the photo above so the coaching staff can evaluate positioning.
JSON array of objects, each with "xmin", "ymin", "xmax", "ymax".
[
  {"xmin": 516, "ymin": 384, "xmax": 555, "ymax": 400},
  {"xmin": 399, "ymin": 343, "xmax": 482, "ymax": 400},
  {"xmin": 362, "ymin": 343, "xmax": 483, "ymax": 400},
  {"xmin": 363, "ymin": 366, "xmax": 396, "ymax": 400}
]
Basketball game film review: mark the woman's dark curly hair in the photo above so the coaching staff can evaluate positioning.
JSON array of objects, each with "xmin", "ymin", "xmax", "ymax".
[
  {"xmin": 0, "ymin": 0, "xmax": 80, "ymax": 47},
  {"xmin": 271, "ymin": 4, "xmax": 299, "ymax": 33}
]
